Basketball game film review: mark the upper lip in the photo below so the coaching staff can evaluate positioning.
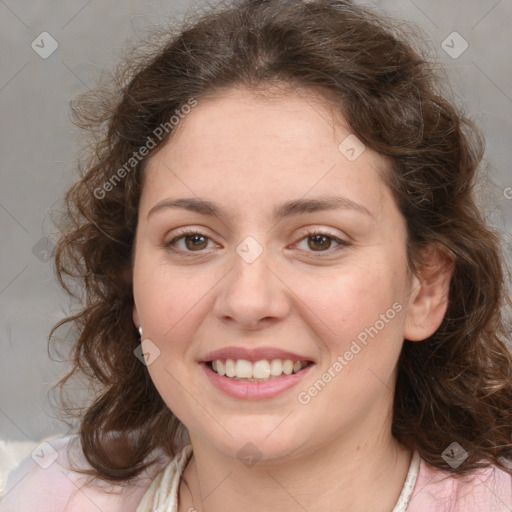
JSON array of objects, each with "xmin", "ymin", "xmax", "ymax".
[{"xmin": 199, "ymin": 347, "xmax": 314, "ymax": 363}]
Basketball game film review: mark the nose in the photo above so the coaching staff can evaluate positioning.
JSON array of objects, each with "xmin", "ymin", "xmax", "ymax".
[{"xmin": 212, "ymin": 246, "xmax": 291, "ymax": 331}]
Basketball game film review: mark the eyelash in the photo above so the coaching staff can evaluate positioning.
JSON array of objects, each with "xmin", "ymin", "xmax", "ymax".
[{"xmin": 164, "ymin": 227, "xmax": 350, "ymax": 256}]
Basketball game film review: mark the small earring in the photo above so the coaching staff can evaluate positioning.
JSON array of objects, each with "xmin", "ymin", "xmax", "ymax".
[{"xmin": 139, "ymin": 326, "xmax": 143, "ymax": 337}]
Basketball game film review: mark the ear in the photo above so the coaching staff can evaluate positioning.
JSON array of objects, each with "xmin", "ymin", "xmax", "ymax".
[
  {"xmin": 132, "ymin": 302, "xmax": 140, "ymax": 330},
  {"xmin": 403, "ymin": 244, "xmax": 454, "ymax": 342}
]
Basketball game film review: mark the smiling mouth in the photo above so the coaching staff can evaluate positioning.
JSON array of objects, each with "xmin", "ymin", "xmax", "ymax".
[{"xmin": 206, "ymin": 358, "xmax": 313, "ymax": 382}]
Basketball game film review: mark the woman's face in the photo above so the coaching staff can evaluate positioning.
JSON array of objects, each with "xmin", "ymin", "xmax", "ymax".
[{"xmin": 132, "ymin": 86, "xmax": 422, "ymax": 462}]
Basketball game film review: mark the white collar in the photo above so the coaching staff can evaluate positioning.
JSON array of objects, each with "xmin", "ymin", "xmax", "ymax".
[{"xmin": 136, "ymin": 445, "xmax": 420, "ymax": 512}]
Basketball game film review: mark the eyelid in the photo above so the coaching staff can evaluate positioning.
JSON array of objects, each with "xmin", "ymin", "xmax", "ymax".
[
  {"xmin": 291, "ymin": 227, "xmax": 350, "ymax": 255},
  {"xmin": 299, "ymin": 226, "xmax": 345, "ymax": 241},
  {"xmin": 164, "ymin": 226, "xmax": 351, "ymax": 255},
  {"xmin": 164, "ymin": 226, "xmax": 218, "ymax": 252}
]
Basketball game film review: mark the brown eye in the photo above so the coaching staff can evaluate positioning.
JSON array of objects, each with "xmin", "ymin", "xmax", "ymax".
[
  {"xmin": 183, "ymin": 234, "xmax": 208, "ymax": 251},
  {"xmin": 294, "ymin": 229, "xmax": 350, "ymax": 255},
  {"xmin": 307, "ymin": 234, "xmax": 334, "ymax": 251},
  {"xmin": 165, "ymin": 231, "xmax": 213, "ymax": 253}
]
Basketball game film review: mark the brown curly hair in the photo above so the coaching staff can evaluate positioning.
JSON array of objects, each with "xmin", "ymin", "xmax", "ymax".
[{"xmin": 50, "ymin": 0, "xmax": 512, "ymax": 482}]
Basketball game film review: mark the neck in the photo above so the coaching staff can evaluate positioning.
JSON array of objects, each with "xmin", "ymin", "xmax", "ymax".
[{"xmin": 180, "ymin": 422, "xmax": 412, "ymax": 512}]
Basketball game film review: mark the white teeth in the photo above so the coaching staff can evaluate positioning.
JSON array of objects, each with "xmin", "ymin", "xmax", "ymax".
[
  {"xmin": 225, "ymin": 359, "xmax": 236, "ymax": 377},
  {"xmin": 282, "ymin": 360, "xmax": 293, "ymax": 375},
  {"xmin": 210, "ymin": 358, "xmax": 309, "ymax": 379},
  {"xmin": 270, "ymin": 359, "xmax": 283, "ymax": 376},
  {"xmin": 253, "ymin": 360, "xmax": 271, "ymax": 379},
  {"xmin": 235, "ymin": 359, "xmax": 253, "ymax": 378},
  {"xmin": 216, "ymin": 360, "xmax": 225, "ymax": 376}
]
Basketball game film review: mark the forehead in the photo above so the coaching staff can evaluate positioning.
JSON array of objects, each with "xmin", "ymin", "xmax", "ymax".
[
  {"xmin": 165, "ymin": 85, "xmax": 351, "ymax": 157},
  {"xmin": 141, "ymin": 86, "xmax": 393, "ymax": 221}
]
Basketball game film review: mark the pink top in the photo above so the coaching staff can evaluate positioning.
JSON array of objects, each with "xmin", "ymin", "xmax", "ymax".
[{"xmin": 0, "ymin": 435, "xmax": 511, "ymax": 511}]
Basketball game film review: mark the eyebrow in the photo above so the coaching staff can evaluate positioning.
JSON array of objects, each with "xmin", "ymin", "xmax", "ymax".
[{"xmin": 147, "ymin": 195, "xmax": 374, "ymax": 221}]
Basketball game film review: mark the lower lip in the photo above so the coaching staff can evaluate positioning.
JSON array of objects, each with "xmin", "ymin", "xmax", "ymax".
[{"xmin": 200, "ymin": 362, "xmax": 314, "ymax": 400}]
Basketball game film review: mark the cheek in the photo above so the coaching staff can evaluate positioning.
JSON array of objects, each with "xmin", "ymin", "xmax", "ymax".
[
  {"xmin": 296, "ymin": 259, "xmax": 406, "ymax": 341},
  {"xmin": 134, "ymin": 254, "xmax": 212, "ymax": 339},
  {"xmin": 135, "ymin": 262, "xmax": 207, "ymax": 418},
  {"xmin": 299, "ymin": 269, "xmax": 406, "ymax": 409}
]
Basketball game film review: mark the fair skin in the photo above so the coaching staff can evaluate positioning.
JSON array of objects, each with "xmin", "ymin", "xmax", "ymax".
[{"xmin": 132, "ymin": 85, "xmax": 452, "ymax": 512}]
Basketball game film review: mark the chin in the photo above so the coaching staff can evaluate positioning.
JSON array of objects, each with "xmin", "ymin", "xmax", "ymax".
[{"xmin": 193, "ymin": 417, "xmax": 312, "ymax": 466}]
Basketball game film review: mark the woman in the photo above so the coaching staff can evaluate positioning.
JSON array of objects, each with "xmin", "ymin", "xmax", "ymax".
[{"xmin": 2, "ymin": 1, "xmax": 511, "ymax": 510}]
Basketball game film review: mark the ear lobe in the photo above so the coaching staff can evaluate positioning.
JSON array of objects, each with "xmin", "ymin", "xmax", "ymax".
[{"xmin": 403, "ymin": 245, "xmax": 455, "ymax": 342}]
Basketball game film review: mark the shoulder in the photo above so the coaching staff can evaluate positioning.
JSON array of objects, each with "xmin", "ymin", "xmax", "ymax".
[
  {"xmin": 409, "ymin": 455, "xmax": 512, "ymax": 512},
  {"xmin": 0, "ymin": 435, "xmax": 172, "ymax": 512}
]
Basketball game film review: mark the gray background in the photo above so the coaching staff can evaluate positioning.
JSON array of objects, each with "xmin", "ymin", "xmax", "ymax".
[{"xmin": 1, "ymin": 0, "xmax": 511, "ymax": 443}]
